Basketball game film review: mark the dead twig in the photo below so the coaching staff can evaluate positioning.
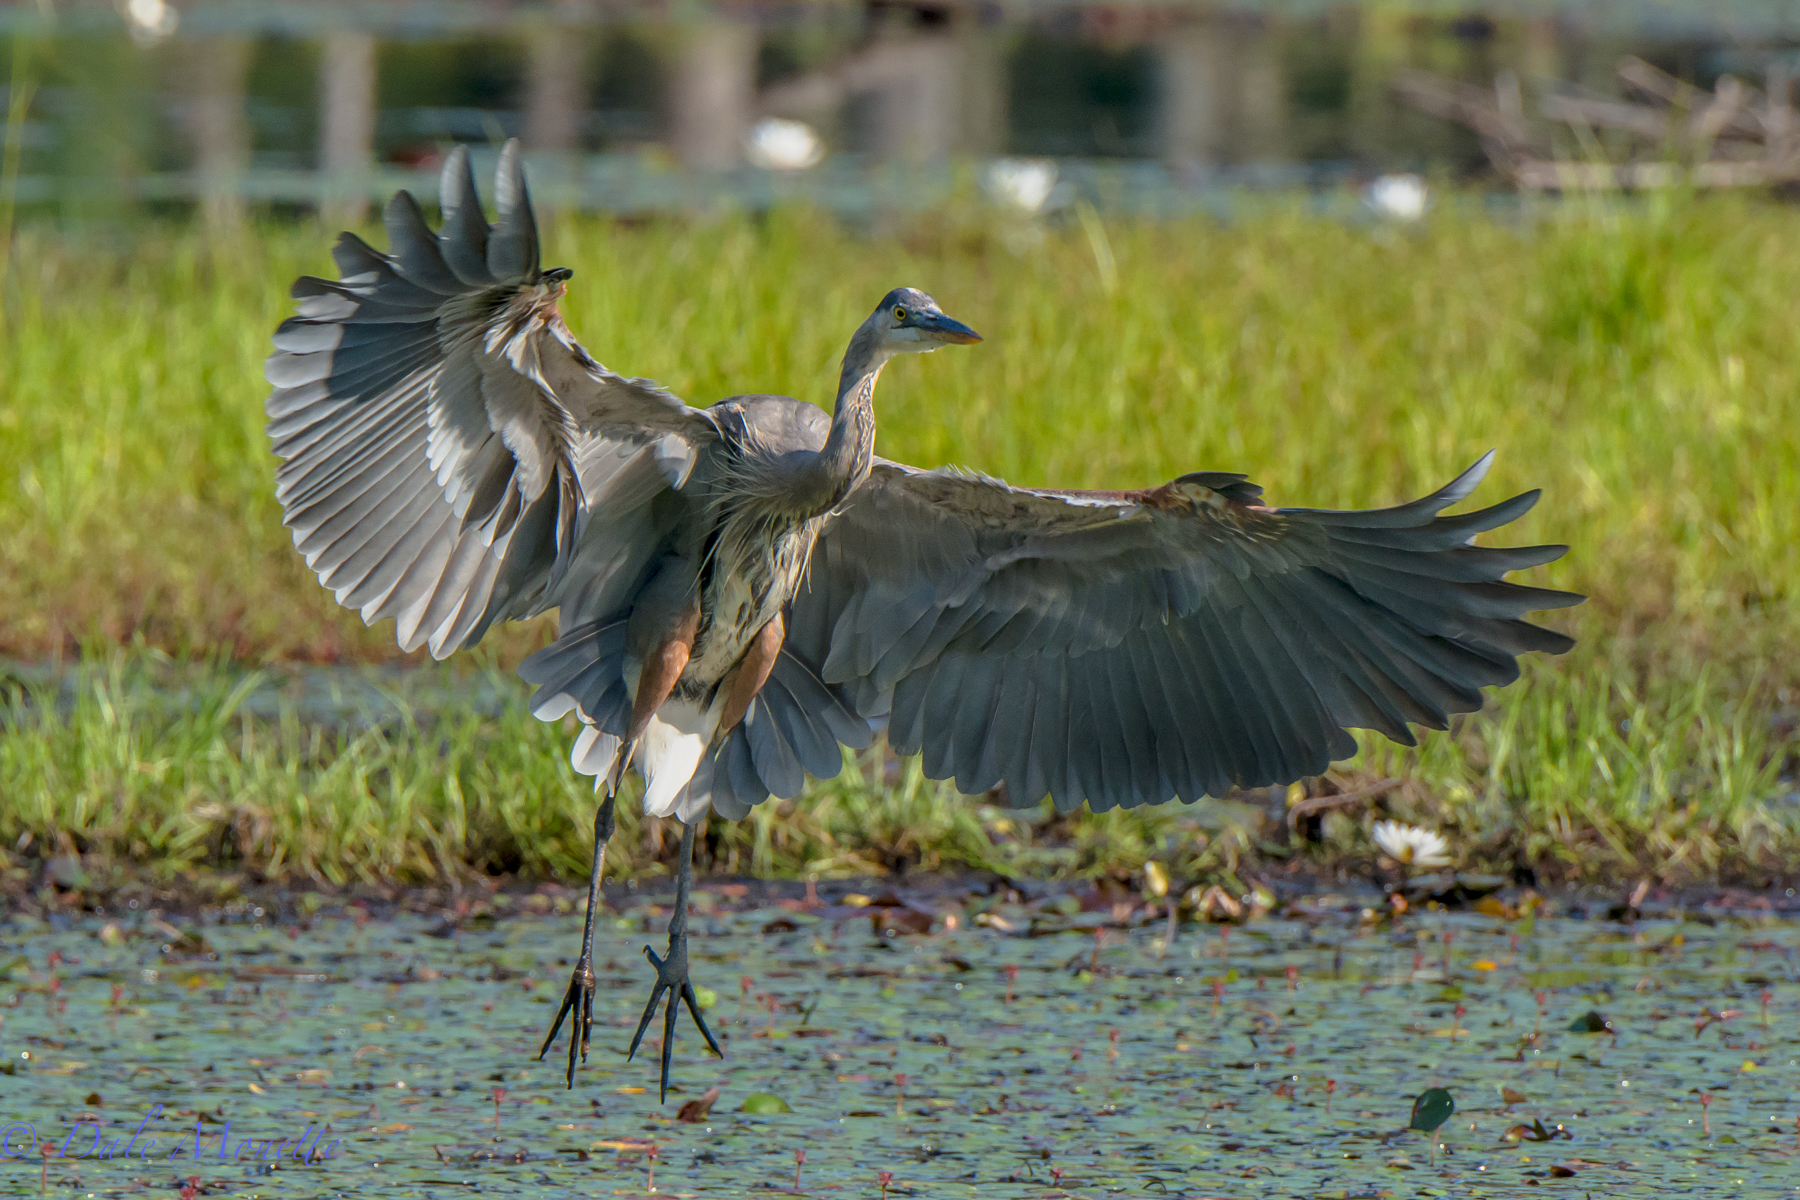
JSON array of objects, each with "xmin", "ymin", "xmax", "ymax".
[
  {"xmin": 1398, "ymin": 57, "xmax": 1800, "ymax": 191},
  {"xmin": 1287, "ymin": 778, "xmax": 1401, "ymax": 830}
]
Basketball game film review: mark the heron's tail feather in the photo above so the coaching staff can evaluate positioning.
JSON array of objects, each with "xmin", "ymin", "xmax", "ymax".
[
  {"xmin": 520, "ymin": 618, "xmax": 636, "ymax": 784},
  {"xmin": 571, "ymin": 725, "xmax": 622, "ymax": 779},
  {"xmin": 639, "ymin": 699, "xmax": 714, "ymax": 818},
  {"xmin": 521, "ymin": 618, "xmax": 632, "ymax": 724}
]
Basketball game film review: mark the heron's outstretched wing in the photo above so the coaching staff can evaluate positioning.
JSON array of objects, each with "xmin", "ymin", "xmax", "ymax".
[
  {"xmin": 265, "ymin": 140, "xmax": 712, "ymax": 657},
  {"xmin": 787, "ymin": 453, "xmax": 1581, "ymax": 811}
]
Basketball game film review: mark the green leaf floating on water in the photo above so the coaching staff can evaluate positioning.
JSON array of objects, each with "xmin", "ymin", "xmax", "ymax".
[
  {"xmin": 693, "ymin": 985, "xmax": 718, "ymax": 1010},
  {"xmin": 1410, "ymin": 1087, "xmax": 1455, "ymax": 1132},
  {"xmin": 1568, "ymin": 1010, "xmax": 1613, "ymax": 1033},
  {"xmin": 741, "ymin": 1092, "xmax": 792, "ymax": 1114}
]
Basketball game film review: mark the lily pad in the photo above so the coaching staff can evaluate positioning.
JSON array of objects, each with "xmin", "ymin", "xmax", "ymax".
[
  {"xmin": 0, "ymin": 869, "xmax": 1784, "ymax": 1195},
  {"xmin": 1568, "ymin": 1010, "xmax": 1613, "ymax": 1033},
  {"xmin": 740, "ymin": 1092, "xmax": 792, "ymax": 1114},
  {"xmin": 1409, "ymin": 1087, "xmax": 1454, "ymax": 1132}
]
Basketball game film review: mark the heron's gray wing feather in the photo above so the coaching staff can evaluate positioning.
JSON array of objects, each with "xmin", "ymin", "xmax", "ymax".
[
  {"xmin": 772, "ymin": 649, "xmax": 874, "ymax": 753},
  {"xmin": 266, "ymin": 140, "xmax": 713, "ymax": 659},
  {"xmin": 792, "ymin": 457, "xmax": 1580, "ymax": 809},
  {"xmin": 758, "ymin": 674, "xmax": 837, "ymax": 780},
  {"xmin": 744, "ymin": 699, "xmax": 807, "ymax": 800},
  {"xmin": 723, "ymin": 734, "xmax": 765, "ymax": 812},
  {"xmin": 437, "ymin": 146, "xmax": 496, "ymax": 286}
]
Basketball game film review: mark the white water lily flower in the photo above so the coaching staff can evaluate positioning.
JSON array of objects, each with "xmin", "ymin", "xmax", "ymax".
[
  {"xmin": 124, "ymin": 0, "xmax": 179, "ymax": 47},
  {"xmin": 1366, "ymin": 173, "xmax": 1429, "ymax": 221},
  {"xmin": 983, "ymin": 159, "xmax": 1058, "ymax": 215},
  {"xmin": 746, "ymin": 119, "xmax": 824, "ymax": 171},
  {"xmin": 1372, "ymin": 820, "xmax": 1451, "ymax": 869}
]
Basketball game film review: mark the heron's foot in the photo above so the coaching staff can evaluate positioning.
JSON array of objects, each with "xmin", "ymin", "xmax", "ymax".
[
  {"xmin": 626, "ymin": 930, "xmax": 723, "ymax": 1103},
  {"xmin": 537, "ymin": 956, "xmax": 597, "ymax": 1089}
]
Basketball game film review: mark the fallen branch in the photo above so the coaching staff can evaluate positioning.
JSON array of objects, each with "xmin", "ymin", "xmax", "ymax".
[
  {"xmin": 1397, "ymin": 57, "xmax": 1800, "ymax": 192},
  {"xmin": 1514, "ymin": 157, "xmax": 1800, "ymax": 190},
  {"xmin": 1392, "ymin": 69, "xmax": 1537, "ymax": 168},
  {"xmin": 1287, "ymin": 777, "xmax": 1401, "ymax": 829}
]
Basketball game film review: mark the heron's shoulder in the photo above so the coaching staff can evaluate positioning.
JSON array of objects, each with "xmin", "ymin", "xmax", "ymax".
[{"xmin": 708, "ymin": 393, "xmax": 829, "ymax": 453}]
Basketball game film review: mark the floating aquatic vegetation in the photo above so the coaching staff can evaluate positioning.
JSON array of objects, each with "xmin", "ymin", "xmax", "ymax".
[{"xmin": 0, "ymin": 889, "xmax": 1793, "ymax": 1194}]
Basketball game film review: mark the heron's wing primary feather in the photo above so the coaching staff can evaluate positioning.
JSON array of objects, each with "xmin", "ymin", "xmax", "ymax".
[
  {"xmin": 788, "ymin": 453, "xmax": 1581, "ymax": 809},
  {"xmin": 266, "ymin": 140, "xmax": 713, "ymax": 658}
]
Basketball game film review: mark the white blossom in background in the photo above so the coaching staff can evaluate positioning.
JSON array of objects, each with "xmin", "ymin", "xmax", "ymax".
[
  {"xmin": 1371, "ymin": 820, "xmax": 1451, "ymax": 869},
  {"xmin": 123, "ymin": 0, "xmax": 179, "ymax": 47},
  {"xmin": 983, "ymin": 158, "xmax": 1058, "ymax": 215},
  {"xmin": 1366, "ymin": 173, "xmax": 1430, "ymax": 221},
  {"xmin": 745, "ymin": 119, "xmax": 824, "ymax": 171}
]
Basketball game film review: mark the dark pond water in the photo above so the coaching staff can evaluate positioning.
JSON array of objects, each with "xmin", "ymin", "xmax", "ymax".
[
  {"xmin": 2, "ymin": 888, "xmax": 1797, "ymax": 1197},
  {"xmin": 0, "ymin": 660, "xmax": 519, "ymax": 733}
]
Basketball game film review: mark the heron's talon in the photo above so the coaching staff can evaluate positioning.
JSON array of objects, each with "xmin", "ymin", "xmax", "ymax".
[
  {"xmin": 624, "ymin": 929, "xmax": 722, "ymax": 1103},
  {"xmin": 682, "ymin": 982, "xmax": 724, "ymax": 1058},
  {"xmin": 538, "ymin": 956, "xmax": 598, "ymax": 1089}
]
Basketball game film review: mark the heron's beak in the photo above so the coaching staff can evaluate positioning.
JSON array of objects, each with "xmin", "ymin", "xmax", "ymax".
[{"xmin": 921, "ymin": 313, "xmax": 982, "ymax": 345}]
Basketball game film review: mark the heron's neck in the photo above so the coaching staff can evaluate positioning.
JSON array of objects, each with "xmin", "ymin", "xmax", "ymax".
[{"xmin": 812, "ymin": 326, "xmax": 889, "ymax": 510}]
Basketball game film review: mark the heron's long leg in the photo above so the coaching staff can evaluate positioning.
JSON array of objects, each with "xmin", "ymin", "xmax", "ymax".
[
  {"xmin": 626, "ymin": 819, "xmax": 724, "ymax": 1102},
  {"xmin": 538, "ymin": 789, "xmax": 616, "ymax": 1088}
]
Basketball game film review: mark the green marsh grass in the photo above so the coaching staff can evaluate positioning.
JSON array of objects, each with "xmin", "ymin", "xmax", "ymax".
[{"xmin": 3, "ymin": 194, "xmax": 1798, "ymax": 885}]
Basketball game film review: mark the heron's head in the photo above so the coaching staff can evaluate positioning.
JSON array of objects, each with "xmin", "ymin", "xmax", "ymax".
[{"xmin": 867, "ymin": 287, "xmax": 981, "ymax": 354}]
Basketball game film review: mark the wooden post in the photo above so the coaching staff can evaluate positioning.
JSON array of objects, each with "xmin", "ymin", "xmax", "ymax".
[
  {"xmin": 670, "ymin": 20, "xmax": 755, "ymax": 171},
  {"xmin": 1159, "ymin": 21, "xmax": 1230, "ymax": 169},
  {"xmin": 182, "ymin": 34, "xmax": 252, "ymax": 232},
  {"xmin": 526, "ymin": 15, "xmax": 587, "ymax": 156},
  {"xmin": 319, "ymin": 28, "xmax": 377, "ymax": 226},
  {"xmin": 525, "ymin": 3, "xmax": 590, "ymax": 211},
  {"xmin": 955, "ymin": 25, "xmax": 1008, "ymax": 157},
  {"xmin": 866, "ymin": 34, "xmax": 960, "ymax": 163},
  {"xmin": 1238, "ymin": 22, "xmax": 1286, "ymax": 163}
]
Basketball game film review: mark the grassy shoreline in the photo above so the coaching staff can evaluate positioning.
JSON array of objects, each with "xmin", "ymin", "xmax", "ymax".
[
  {"xmin": 3, "ymin": 196, "xmax": 1798, "ymax": 886},
  {"xmin": 2, "ymin": 651, "xmax": 1793, "ymax": 891}
]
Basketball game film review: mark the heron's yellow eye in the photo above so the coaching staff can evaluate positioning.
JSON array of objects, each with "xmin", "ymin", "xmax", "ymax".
[{"xmin": 893, "ymin": 305, "xmax": 907, "ymax": 322}]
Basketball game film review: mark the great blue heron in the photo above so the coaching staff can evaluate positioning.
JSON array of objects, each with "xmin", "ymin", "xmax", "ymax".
[{"xmin": 265, "ymin": 141, "xmax": 1580, "ymax": 1100}]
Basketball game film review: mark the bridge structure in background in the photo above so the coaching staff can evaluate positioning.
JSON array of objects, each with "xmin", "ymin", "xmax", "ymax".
[{"xmin": 0, "ymin": 0, "xmax": 1790, "ymax": 220}]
